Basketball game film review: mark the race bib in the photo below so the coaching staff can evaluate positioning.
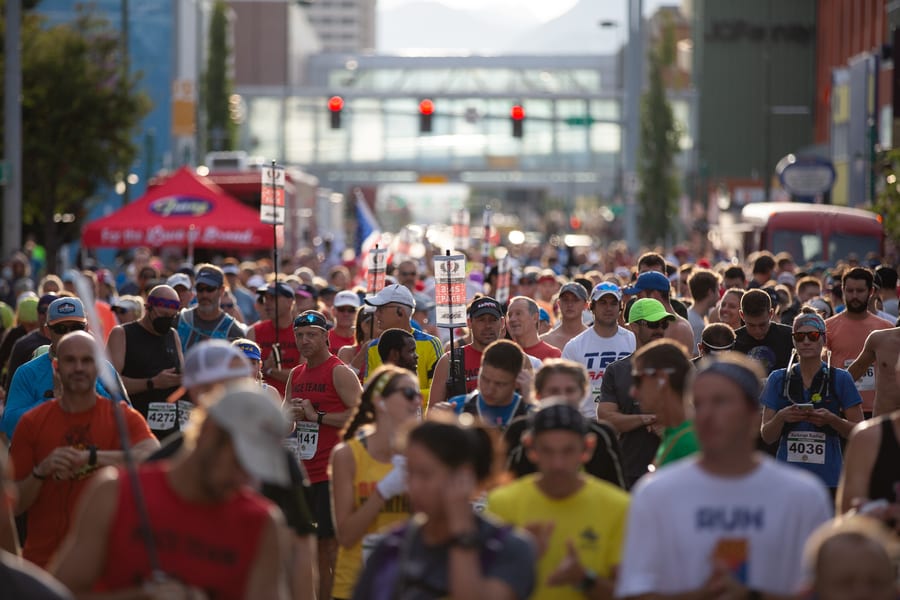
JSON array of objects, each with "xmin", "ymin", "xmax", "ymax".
[
  {"xmin": 177, "ymin": 400, "xmax": 194, "ymax": 431},
  {"xmin": 287, "ymin": 422, "xmax": 319, "ymax": 461},
  {"xmin": 146, "ymin": 403, "xmax": 177, "ymax": 431},
  {"xmin": 786, "ymin": 431, "xmax": 826, "ymax": 464},
  {"xmin": 845, "ymin": 359, "xmax": 875, "ymax": 391},
  {"xmin": 361, "ymin": 533, "xmax": 385, "ymax": 565}
]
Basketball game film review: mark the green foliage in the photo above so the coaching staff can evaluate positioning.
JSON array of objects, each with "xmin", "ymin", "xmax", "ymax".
[
  {"xmin": 874, "ymin": 148, "xmax": 900, "ymax": 245},
  {"xmin": 0, "ymin": 6, "xmax": 150, "ymax": 270},
  {"xmin": 637, "ymin": 18, "xmax": 681, "ymax": 247},
  {"xmin": 204, "ymin": 0, "xmax": 236, "ymax": 152}
]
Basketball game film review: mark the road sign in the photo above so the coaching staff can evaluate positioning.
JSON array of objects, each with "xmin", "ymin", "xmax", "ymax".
[
  {"xmin": 260, "ymin": 164, "xmax": 285, "ymax": 224},
  {"xmin": 565, "ymin": 116, "xmax": 595, "ymax": 127}
]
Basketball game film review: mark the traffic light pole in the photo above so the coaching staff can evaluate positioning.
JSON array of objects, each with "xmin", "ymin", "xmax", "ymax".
[
  {"xmin": 3, "ymin": 0, "xmax": 23, "ymax": 259},
  {"xmin": 622, "ymin": 0, "xmax": 642, "ymax": 253}
]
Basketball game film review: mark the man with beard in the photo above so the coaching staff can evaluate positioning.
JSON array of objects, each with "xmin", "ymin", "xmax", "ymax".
[
  {"xmin": 826, "ymin": 267, "xmax": 893, "ymax": 418},
  {"xmin": 107, "ymin": 285, "xmax": 184, "ymax": 435},
  {"xmin": 597, "ymin": 298, "xmax": 675, "ymax": 489},
  {"xmin": 428, "ymin": 296, "xmax": 505, "ymax": 406},
  {"xmin": 174, "ymin": 264, "xmax": 244, "ymax": 352},
  {"xmin": 376, "ymin": 328, "xmax": 418, "ymax": 373}
]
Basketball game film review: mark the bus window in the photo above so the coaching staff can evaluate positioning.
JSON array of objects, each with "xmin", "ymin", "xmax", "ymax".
[
  {"xmin": 771, "ymin": 230, "xmax": 822, "ymax": 264},
  {"xmin": 829, "ymin": 233, "xmax": 881, "ymax": 262}
]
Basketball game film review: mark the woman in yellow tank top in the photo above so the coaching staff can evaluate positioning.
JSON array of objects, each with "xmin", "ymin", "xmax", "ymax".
[{"xmin": 330, "ymin": 365, "xmax": 419, "ymax": 599}]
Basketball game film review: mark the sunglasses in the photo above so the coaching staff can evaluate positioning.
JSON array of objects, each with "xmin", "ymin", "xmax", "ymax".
[
  {"xmin": 294, "ymin": 312, "xmax": 328, "ymax": 329},
  {"xmin": 196, "ymin": 284, "xmax": 219, "ymax": 293},
  {"xmin": 335, "ymin": 306, "xmax": 357, "ymax": 313},
  {"xmin": 630, "ymin": 367, "xmax": 676, "ymax": 386},
  {"xmin": 385, "ymin": 387, "xmax": 422, "ymax": 402},
  {"xmin": 636, "ymin": 319, "xmax": 670, "ymax": 330},
  {"xmin": 49, "ymin": 322, "xmax": 87, "ymax": 335},
  {"xmin": 221, "ymin": 303, "xmax": 235, "ymax": 309},
  {"xmin": 792, "ymin": 331, "xmax": 822, "ymax": 343}
]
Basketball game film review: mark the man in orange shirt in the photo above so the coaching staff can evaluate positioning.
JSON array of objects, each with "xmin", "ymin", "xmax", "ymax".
[
  {"xmin": 826, "ymin": 267, "xmax": 894, "ymax": 417},
  {"xmin": 9, "ymin": 331, "xmax": 158, "ymax": 567}
]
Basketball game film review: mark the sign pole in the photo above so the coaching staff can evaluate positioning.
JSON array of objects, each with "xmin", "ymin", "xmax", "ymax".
[{"xmin": 445, "ymin": 249, "xmax": 462, "ymax": 396}]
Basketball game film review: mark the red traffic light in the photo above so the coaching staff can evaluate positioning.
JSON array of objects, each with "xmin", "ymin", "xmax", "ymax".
[
  {"xmin": 510, "ymin": 105, "xmax": 525, "ymax": 121},
  {"xmin": 419, "ymin": 99, "xmax": 435, "ymax": 115},
  {"xmin": 328, "ymin": 96, "xmax": 344, "ymax": 112}
]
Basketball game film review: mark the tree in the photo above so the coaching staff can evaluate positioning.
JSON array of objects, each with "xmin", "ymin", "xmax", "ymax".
[
  {"xmin": 0, "ymin": 5, "xmax": 150, "ymax": 272},
  {"xmin": 637, "ymin": 18, "xmax": 681, "ymax": 247},
  {"xmin": 204, "ymin": 0, "xmax": 236, "ymax": 152},
  {"xmin": 874, "ymin": 148, "xmax": 900, "ymax": 247}
]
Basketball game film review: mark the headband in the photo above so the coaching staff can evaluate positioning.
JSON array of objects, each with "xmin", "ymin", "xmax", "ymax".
[
  {"xmin": 697, "ymin": 360, "xmax": 762, "ymax": 401},
  {"xmin": 147, "ymin": 296, "xmax": 180, "ymax": 311},
  {"xmin": 793, "ymin": 313, "xmax": 826, "ymax": 334}
]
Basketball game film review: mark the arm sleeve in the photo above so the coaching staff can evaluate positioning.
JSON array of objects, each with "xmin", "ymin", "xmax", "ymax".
[
  {"xmin": 834, "ymin": 369, "xmax": 863, "ymax": 409},
  {"xmin": 760, "ymin": 370, "xmax": 786, "ymax": 411}
]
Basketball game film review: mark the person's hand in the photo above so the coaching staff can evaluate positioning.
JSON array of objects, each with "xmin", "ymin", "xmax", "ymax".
[
  {"xmin": 515, "ymin": 369, "xmax": 534, "ymax": 395},
  {"xmin": 523, "ymin": 521, "xmax": 555, "ymax": 558},
  {"xmin": 375, "ymin": 455, "xmax": 407, "ymax": 500},
  {"xmin": 154, "ymin": 368, "xmax": 182, "ymax": 389},
  {"xmin": 803, "ymin": 408, "xmax": 832, "ymax": 427},
  {"xmin": 429, "ymin": 401, "xmax": 456, "ymax": 414},
  {"xmin": 300, "ymin": 399, "xmax": 318, "ymax": 421},
  {"xmin": 546, "ymin": 539, "xmax": 587, "ymax": 587},
  {"xmin": 142, "ymin": 578, "xmax": 209, "ymax": 600},
  {"xmin": 852, "ymin": 498, "xmax": 900, "ymax": 535},
  {"xmin": 648, "ymin": 423, "xmax": 665, "ymax": 437},
  {"xmin": 36, "ymin": 447, "xmax": 85, "ymax": 480},
  {"xmin": 779, "ymin": 405, "xmax": 807, "ymax": 423},
  {"xmin": 287, "ymin": 398, "xmax": 306, "ymax": 422},
  {"xmin": 702, "ymin": 561, "xmax": 749, "ymax": 600}
]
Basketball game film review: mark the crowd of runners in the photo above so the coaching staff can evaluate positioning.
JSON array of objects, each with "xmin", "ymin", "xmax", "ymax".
[{"xmin": 0, "ymin": 244, "xmax": 897, "ymax": 599}]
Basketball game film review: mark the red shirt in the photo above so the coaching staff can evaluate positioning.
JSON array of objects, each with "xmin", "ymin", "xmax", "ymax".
[
  {"xmin": 9, "ymin": 396, "xmax": 154, "ymax": 567},
  {"xmin": 462, "ymin": 345, "xmax": 483, "ymax": 393},
  {"xmin": 92, "ymin": 464, "xmax": 272, "ymax": 599},
  {"xmin": 288, "ymin": 355, "xmax": 347, "ymax": 483},
  {"xmin": 329, "ymin": 330, "xmax": 356, "ymax": 354},
  {"xmin": 251, "ymin": 320, "xmax": 301, "ymax": 397},
  {"xmin": 523, "ymin": 340, "xmax": 562, "ymax": 362}
]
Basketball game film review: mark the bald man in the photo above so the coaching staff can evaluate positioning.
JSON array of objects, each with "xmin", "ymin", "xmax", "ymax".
[
  {"xmin": 107, "ymin": 285, "xmax": 184, "ymax": 431},
  {"xmin": 9, "ymin": 331, "xmax": 157, "ymax": 567}
]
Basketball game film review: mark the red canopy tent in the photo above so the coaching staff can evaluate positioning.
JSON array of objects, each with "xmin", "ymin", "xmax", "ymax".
[{"xmin": 82, "ymin": 167, "xmax": 281, "ymax": 250}]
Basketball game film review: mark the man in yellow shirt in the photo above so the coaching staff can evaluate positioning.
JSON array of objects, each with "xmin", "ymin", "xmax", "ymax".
[{"xmin": 487, "ymin": 402, "xmax": 629, "ymax": 599}]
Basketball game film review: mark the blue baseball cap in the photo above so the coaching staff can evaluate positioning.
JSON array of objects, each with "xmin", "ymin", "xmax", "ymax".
[
  {"xmin": 46, "ymin": 297, "xmax": 87, "ymax": 326},
  {"xmin": 623, "ymin": 271, "xmax": 670, "ymax": 295},
  {"xmin": 590, "ymin": 281, "xmax": 623, "ymax": 301}
]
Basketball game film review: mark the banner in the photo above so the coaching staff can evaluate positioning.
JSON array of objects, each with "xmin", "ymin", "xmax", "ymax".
[
  {"xmin": 260, "ymin": 164, "xmax": 286, "ymax": 225},
  {"xmin": 434, "ymin": 254, "xmax": 467, "ymax": 328}
]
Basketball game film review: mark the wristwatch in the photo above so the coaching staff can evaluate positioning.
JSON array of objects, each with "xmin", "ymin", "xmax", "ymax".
[
  {"xmin": 316, "ymin": 411, "xmax": 326, "ymax": 425},
  {"xmin": 577, "ymin": 568, "xmax": 598, "ymax": 593},
  {"xmin": 146, "ymin": 378, "xmax": 154, "ymax": 391},
  {"xmin": 449, "ymin": 530, "xmax": 480, "ymax": 549},
  {"xmin": 88, "ymin": 445, "xmax": 98, "ymax": 467}
]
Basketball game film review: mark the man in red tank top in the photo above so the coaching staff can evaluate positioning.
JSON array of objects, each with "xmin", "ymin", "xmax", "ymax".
[
  {"xmin": 285, "ymin": 310, "xmax": 362, "ymax": 600},
  {"xmin": 249, "ymin": 282, "xmax": 301, "ymax": 398},
  {"xmin": 50, "ymin": 382, "xmax": 292, "ymax": 599}
]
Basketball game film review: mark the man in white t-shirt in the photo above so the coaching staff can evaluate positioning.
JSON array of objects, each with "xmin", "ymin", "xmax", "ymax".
[
  {"xmin": 562, "ymin": 282, "xmax": 635, "ymax": 419},
  {"xmin": 616, "ymin": 353, "xmax": 832, "ymax": 599}
]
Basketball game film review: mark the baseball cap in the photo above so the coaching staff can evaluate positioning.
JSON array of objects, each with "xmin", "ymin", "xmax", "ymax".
[
  {"xmin": 538, "ymin": 308, "xmax": 551, "ymax": 323},
  {"xmin": 182, "ymin": 340, "xmax": 253, "ymax": 389},
  {"xmin": 468, "ymin": 296, "xmax": 502, "ymax": 319},
  {"xmin": 195, "ymin": 266, "xmax": 224, "ymax": 289},
  {"xmin": 46, "ymin": 297, "xmax": 87, "ymax": 326},
  {"xmin": 112, "ymin": 297, "xmax": 142, "ymax": 313},
  {"xmin": 623, "ymin": 271, "xmax": 671, "ymax": 296},
  {"xmin": 267, "ymin": 281, "xmax": 294, "ymax": 299},
  {"xmin": 247, "ymin": 275, "xmax": 266, "ymax": 290},
  {"xmin": 222, "ymin": 264, "xmax": 240, "ymax": 276},
  {"xmin": 17, "ymin": 297, "xmax": 39, "ymax": 324},
  {"xmin": 365, "ymin": 283, "xmax": 416, "ymax": 309},
  {"xmin": 232, "ymin": 338, "xmax": 262, "ymax": 361},
  {"xmin": 529, "ymin": 402, "xmax": 588, "ymax": 436},
  {"xmin": 293, "ymin": 310, "xmax": 333, "ymax": 331},
  {"xmin": 538, "ymin": 269, "xmax": 558, "ymax": 284},
  {"xmin": 166, "ymin": 273, "xmax": 192, "ymax": 290},
  {"xmin": 627, "ymin": 298, "xmax": 674, "ymax": 325},
  {"xmin": 333, "ymin": 290, "xmax": 361, "ymax": 309},
  {"xmin": 295, "ymin": 283, "xmax": 318, "ymax": 300},
  {"xmin": 206, "ymin": 382, "xmax": 290, "ymax": 486},
  {"xmin": 590, "ymin": 281, "xmax": 622, "ymax": 302},
  {"xmin": 38, "ymin": 293, "xmax": 58, "ymax": 315},
  {"xmin": 413, "ymin": 292, "xmax": 436, "ymax": 313},
  {"xmin": 559, "ymin": 282, "xmax": 589, "ymax": 302}
]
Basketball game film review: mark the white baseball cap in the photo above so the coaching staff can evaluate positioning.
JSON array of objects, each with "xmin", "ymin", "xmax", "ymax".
[
  {"xmin": 166, "ymin": 273, "xmax": 192, "ymax": 290},
  {"xmin": 182, "ymin": 340, "xmax": 253, "ymax": 389},
  {"xmin": 333, "ymin": 290, "xmax": 361, "ymax": 309},
  {"xmin": 364, "ymin": 284, "xmax": 416, "ymax": 309},
  {"xmin": 206, "ymin": 381, "xmax": 290, "ymax": 486}
]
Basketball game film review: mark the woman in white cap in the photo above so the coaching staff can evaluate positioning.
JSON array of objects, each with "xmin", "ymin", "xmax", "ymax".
[{"xmin": 330, "ymin": 365, "xmax": 418, "ymax": 600}]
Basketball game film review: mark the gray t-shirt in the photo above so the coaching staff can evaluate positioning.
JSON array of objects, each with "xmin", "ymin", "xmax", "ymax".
[{"xmin": 352, "ymin": 515, "xmax": 535, "ymax": 600}]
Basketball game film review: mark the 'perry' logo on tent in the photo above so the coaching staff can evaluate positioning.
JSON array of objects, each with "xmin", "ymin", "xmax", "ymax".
[{"xmin": 149, "ymin": 197, "xmax": 213, "ymax": 217}]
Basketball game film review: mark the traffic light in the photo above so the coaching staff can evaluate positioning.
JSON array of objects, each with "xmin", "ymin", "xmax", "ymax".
[
  {"xmin": 419, "ymin": 99, "xmax": 434, "ymax": 133},
  {"xmin": 510, "ymin": 104, "xmax": 525, "ymax": 138},
  {"xmin": 328, "ymin": 96, "xmax": 344, "ymax": 129}
]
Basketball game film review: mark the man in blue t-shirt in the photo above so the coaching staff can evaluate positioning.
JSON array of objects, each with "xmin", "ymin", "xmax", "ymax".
[
  {"xmin": 449, "ymin": 339, "xmax": 534, "ymax": 430},
  {"xmin": 760, "ymin": 312, "xmax": 865, "ymax": 490}
]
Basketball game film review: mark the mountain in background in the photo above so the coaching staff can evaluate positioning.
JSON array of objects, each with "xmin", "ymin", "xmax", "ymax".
[
  {"xmin": 377, "ymin": 0, "xmax": 621, "ymax": 55},
  {"xmin": 377, "ymin": 1, "xmax": 540, "ymax": 53}
]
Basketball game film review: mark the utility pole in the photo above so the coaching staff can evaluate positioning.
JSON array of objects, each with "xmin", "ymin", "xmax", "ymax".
[
  {"xmin": 3, "ymin": 0, "xmax": 23, "ymax": 258},
  {"xmin": 622, "ymin": 0, "xmax": 643, "ymax": 251}
]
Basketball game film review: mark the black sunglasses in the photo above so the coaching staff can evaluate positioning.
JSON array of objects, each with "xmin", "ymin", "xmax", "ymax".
[
  {"xmin": 636, "ymin": 319, "xmax": 670, "ymax": 330},
  {"xmin": 49, "ymin": 322, "xmax": 87, "ymax": 335},
  {"xmin": 384, "ymin": 386, "xmax": 422, "ymax": 402},
  {"xmin": 196, "ymin": 284, "xmax": 219, "ymax": 293}
]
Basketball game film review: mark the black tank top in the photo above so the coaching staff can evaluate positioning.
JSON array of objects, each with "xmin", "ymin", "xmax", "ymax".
[
  {"xmin": 869, "ymin": 416, "xmax": 900, "ymax": 502},
  {"xmin": 122, "ymin": 322, "xmax": 180, "ymax": 417}
]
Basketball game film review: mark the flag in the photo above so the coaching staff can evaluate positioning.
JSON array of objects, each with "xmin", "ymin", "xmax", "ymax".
[{"xmin": 354, "ymin": 188, "xmax": 381, "ymax": 256}]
